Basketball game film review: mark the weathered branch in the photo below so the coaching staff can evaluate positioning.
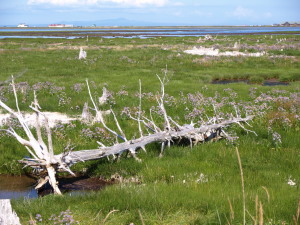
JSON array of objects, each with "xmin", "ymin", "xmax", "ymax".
[
  {"xmin": 110, "ymin": 107, "xmax": 127, "ymax": 141},
  {"xmin": 51, "ymin": 115, "xmax": 254, "ymax": 166},
  {"xmin": 30, "ymin": 91, "xmax": 52, "ymax": 159},
  {"xmin": 0, "ymin": 79, "xmax": 61, "ymax": 194},
  {"xmin": 138, "ymin": 79, "xmax": 143, "ymax": 137},
  {"xmin": 156, "ymin": 72, "xmax": 171, "ymax": 131},
  {"xmin": 86, "ymin": 79, "xmax": 125, "ymax": 142}
]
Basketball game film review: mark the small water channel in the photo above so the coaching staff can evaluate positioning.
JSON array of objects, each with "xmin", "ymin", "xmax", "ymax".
[
  {"xmin": 0, "ymin": 175, "xmax": 37, "ymax": 199},
  {"xmin": 0, "ymin": 175, "xmax": 109, "ymax": 199},
  {"xmin": 211, "ymin": 79, "xmax": 289, "ymax": 86}
]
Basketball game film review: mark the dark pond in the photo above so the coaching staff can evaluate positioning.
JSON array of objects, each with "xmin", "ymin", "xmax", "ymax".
[
  {"xmin": 212, "ymin": 80, "xmax": 249, "ymax": 85},
  {"xmin": 211, "ymin": 79, "xmax": 289, "ymax": 86},
  {"xmin": 263, "ymin": 81, "xmax": 290, "ymax": 86},
  {"xmin": 0, "ymin": 175, "xmax": 109, "ymax": 199}
]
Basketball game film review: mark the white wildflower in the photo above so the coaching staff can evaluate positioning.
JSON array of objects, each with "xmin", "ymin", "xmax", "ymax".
[{"xmin": 196, "ymin": 173, "xmax": 208, "ymax": 183}]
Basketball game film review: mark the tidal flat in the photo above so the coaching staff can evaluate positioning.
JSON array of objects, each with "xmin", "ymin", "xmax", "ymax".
[{"xmin": 0, "ymin": 34, "xmax": 299, "ymax": 224}]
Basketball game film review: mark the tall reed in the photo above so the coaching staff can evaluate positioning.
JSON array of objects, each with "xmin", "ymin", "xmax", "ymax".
[{"xmin": 235, "ymin": 147, "xmax": 246, "ymax": 225}]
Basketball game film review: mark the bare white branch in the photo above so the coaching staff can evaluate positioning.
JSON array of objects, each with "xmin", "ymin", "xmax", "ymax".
[
  {"xmin": 156, "ymin": 73, "xmax": 171, "ymax": 131},
  {"xmin": 110, "ymin": 107, "xmax": 127, "ymax": 141},
  {"xmin": 86, "ymin": 79, "xmax": 126, "ymax": 142},
  {"xmin": 138, "ymin": 79, "xmax": 143, "ymax": 137}
]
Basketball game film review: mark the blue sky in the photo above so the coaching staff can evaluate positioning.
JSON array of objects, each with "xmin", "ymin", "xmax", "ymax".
[{"xmin": 0, "ymin": 0, "xmax": 299, "ymax": 26}]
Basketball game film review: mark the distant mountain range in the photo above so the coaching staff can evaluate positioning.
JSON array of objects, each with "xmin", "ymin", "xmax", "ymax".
[{"xmin": 60, "ymin": 18, "xmax": 175, "ymax": 26}]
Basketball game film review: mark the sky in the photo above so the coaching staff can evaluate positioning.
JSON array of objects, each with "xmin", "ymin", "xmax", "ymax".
[{"xmin": 0, "ymin": 0, "xmax": 299, "ymax": 26}]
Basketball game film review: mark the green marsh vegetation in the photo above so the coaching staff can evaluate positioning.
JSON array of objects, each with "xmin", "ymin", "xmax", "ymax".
[{"xmin": 0, "ymin": 34, "xmax": 299, "ymax": 224}]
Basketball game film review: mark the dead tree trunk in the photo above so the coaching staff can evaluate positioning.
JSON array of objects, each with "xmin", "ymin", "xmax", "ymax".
[
  {"xmin": 0, "ymin": 76, "xmax": 256, "ymax": 195},
  {"xmin": 55, "ymin": 116, "xmax": 253, "ymax": 165}
]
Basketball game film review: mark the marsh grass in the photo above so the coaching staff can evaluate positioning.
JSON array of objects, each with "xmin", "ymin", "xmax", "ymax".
[
  {"xmin": 1, "ymin": 35, "xmax": 299, "ymax": 224},
  {"xmin": 11, "ymin": 140, "xmax": 300, "ymax": 224},
  {"xmin": 1, "ymin": 35, "xmax": 299, "ymax": 88}
]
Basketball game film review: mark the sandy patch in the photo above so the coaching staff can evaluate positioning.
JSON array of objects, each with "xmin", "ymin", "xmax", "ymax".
[{"xmin": 184, "ymin": 46, "xmax": 266, "ymax": 57}]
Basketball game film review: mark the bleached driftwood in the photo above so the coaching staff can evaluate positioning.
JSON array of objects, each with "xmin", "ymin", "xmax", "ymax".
[
  {"xmin": 99, "ymin": 87, "xmax": 108, "ymax": 105},
  {"xmin": 0, "ymin": 76, "xmax": 255, "ymax": 195},
  {"xmin": 0, "ymin": 112, "xmax": 77, "ymax": 128},
  {"xmin": 81, "ymin": 102, "xmax": 92, "ymax": 123},
  {"xmin": 81, "ymin": 87, "xmax": 111, "ymax": 124},
  {"xmin": 0, "ymin": 199, "xmax": 21, "ymax": 225},
  {"xmin": 79, "ymin": 47, "xmax": 87, "ymax": 59},
  {"xmin": 233, "ymin": 41, "xmax": 240, "ymax": 49},
  {"xmin": 0, "ymin": 80, "xmax": 63, "ymax": 194},
  {"xmin": 52, "ymin": 115, "xmax": 254, "ymax": 166},
  {"xmin": 184, "ymin": 46, "xmax": 266, "ymax": 57}
]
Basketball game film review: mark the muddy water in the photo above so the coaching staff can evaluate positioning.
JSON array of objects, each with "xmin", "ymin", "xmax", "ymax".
[
  {"xmin": 0, "ymin": 175, "xmax": 110, "ymax": 199},
  {"xmin": 37, "ymin": 176, "xmax": 109, "ymax": 197},
  {"xmin": 0, "ymin": 175, "xmax": 37, "ymax": 199}
]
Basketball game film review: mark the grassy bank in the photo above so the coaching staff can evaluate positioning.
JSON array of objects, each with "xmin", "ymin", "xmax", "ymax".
[{"xmin": 0, "ymin": 35, "xmax": 299, "ymax": 224}]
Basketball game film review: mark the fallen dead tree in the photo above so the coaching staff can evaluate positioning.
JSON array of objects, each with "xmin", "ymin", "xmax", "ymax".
[{"xmin": 0, "ymin": 75, "xmax": 255, "ymax": 195}]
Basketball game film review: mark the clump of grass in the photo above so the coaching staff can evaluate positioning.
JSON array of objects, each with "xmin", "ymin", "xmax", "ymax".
[
  {"xmin": 293, "ymin": 198, "xmax": 300, "ymax": 225},
  {"xmin": 279, "ymin": 73, "xmax": 300, "ymax": 82},
  {"xmin": 235, "ymin": 147, "xmax": 246, "ymax": 225},
  {"xmin": 249, "ymin": 75, "xmax": 264, "ymax": 84},
  {"xmin": 198, "ymin": 74, "xmax": 212, "ymax": 83}
]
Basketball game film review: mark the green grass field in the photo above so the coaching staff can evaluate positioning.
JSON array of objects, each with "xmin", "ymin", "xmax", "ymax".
[{"xmin": 0, "ymin": 34, "xmax": 299, "ymax": 224}]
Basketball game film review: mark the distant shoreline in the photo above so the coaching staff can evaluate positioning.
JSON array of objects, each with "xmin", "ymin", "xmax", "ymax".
[
  {"xmin": 0, "ymin": 26, "xmax": 299, "ymax": 39},
  {"xmin": 1, "ymin": 25, "xmax": 300, "ymax": 29}
]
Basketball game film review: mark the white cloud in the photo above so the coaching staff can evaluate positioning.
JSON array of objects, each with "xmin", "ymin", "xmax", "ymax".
[
  {"xmin": 28, "ymin": 0, "xmax": 79, "ymax": 5},
  {"xmin": 111, "ymin": 0, "xmax": 168, "ymax": 7},
  {"xmin": 232, "ymin": 6, "xmax": 253, "ymax": 17},
  {"xmin": 27, "ymin": 0, "xmax": 168, "ymax": 7}
]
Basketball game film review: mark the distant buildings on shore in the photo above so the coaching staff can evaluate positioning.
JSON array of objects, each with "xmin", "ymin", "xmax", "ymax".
[
  {"xmin": 15, "ymin": 22, "xmax": 299, "ymax": 28},
  {"xmin": 273, "ymin": 22, "xmax": 300, "ymax": 27},
  {"xmin": 17, "ymin": 23, "xmax": 29, "ymax": 27},
  {"xmin": 16, "ymin": 23, "xmax": 74, "ymax": 28},
  {"xmin": 48, "ymin": 24, "xmax": 74, "ymax": 28}
]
